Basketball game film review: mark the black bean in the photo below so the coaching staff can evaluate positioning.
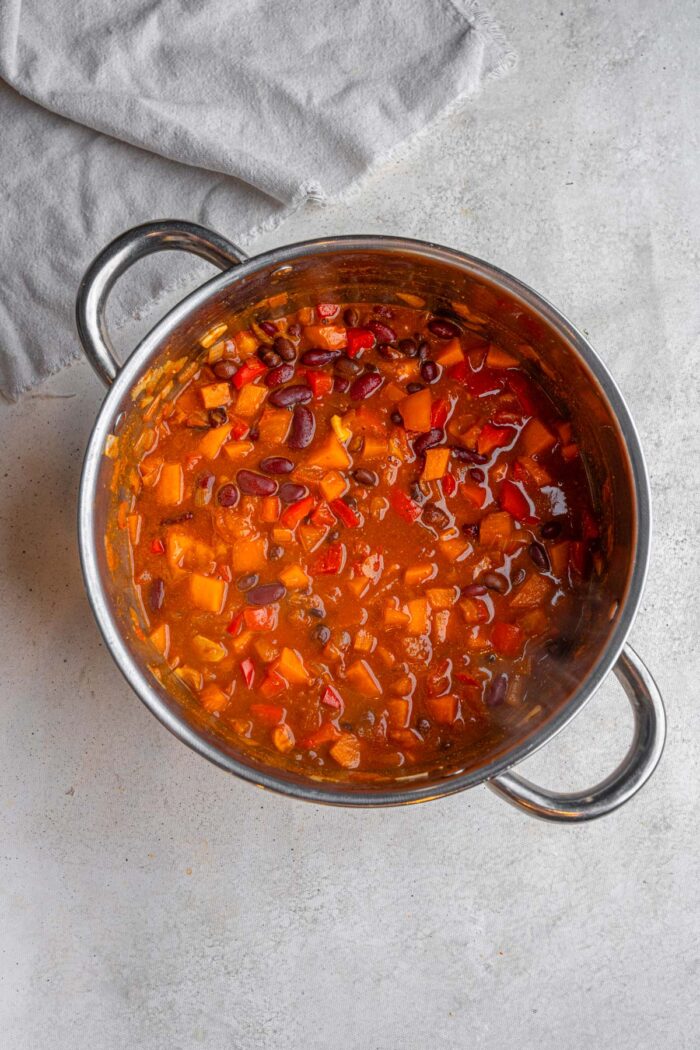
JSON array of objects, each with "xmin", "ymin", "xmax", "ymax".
[
  {"xmin": 343, "ymin": 307, "xmax": 359, "ymax": 327},
  {"xmin": 344, "ymin": 495, "xmax": 358, "ymax": 509},
  {"xmin": 352, "ymin": 468, "xmax": 379, "ymax": 487},
  {"xmin": 265, "ymin": 362, "xmax": 295, "ymax": 388},
  {"xmin": 308, "ymin": 606, "xmax": 325, "ymax": 619},
  {"xmin": 417, "ymin": 340, "xmax": 430, "ymax": 360},
  {"xmin": 406, "ymin": 382, "xmax": 424, "ymax": 394},
  {"xmin": 279, "ymin": 482, "xmax": 309, "ymax": 504},
  {"xmin": 417, "ymin": 719, "xmax": 431, "ymax": 734},
  {"xmin": 301, "ymin": 349, "xmax": 340, "ymax": 367},
  {"xmin": 398, "ymin": 338, "xmax": 418, "ymax": 357},
  {"xmin": 421, "ymin": 502, "xmax": 450, "ymax": 530},
  {"xmin": 378, "ymin": 345, "xmax": 401, "ymax": 360},
  {"xmin": 541, "ymin": 520, "xmax": 563, "ymax": 539},
  {"xmin": 420, "ymin": 360, "xmax": 440, "ymax": 384},
  {"xmin": 390, "ymin": 410, "xmax": 403, "ymax": 426},
  {"xmin": 428, "ymin": 317, "xmax": 462, "ymax": 339},
  {"xmin": 248, "ymin": 425, "xmax": 260, "ymax": 442},
  {"xmin": 367, "ymin": 319, "xmax": 396, "ymax": 344},
  {"xmin": 246, "ymin": 583, "xmax": 286, "ymax": 606},
  {"xmin": 450, "ymin": 446, "xmax": 487, "ymax": 464},
  {"xmin": 461, "ymin": 523, "xmax": 479, "ymax": 539},
  {"xmin": 269, "ymin": 384, "xmax": 312, "ymax": 408},
  {"xmin": 237, "ymin": 470, "xmax": 278, "ymax": 497},
  {"xmin": 274, "ymin": 336, "xmax": 297, "ymax": 361},
  {"xmin": 212, "ymin": 361, "xmax": 237, "ymax": 379},
  {"xmin": 349, "ymin": 372, "xmax": 383, "ymax": 400},
  {"xmin": 335, "ymin": 355, "xmax": 362, "ymax": 377},
  {"xmin": 268, "ymin": 545, "xmax": 285, "ymax": 561},
  {"xmin": 410, "ymin": 482, "xmax": 427, "ymax": 504},
  {"xmin": 413, "ymin": 428, "xmax": 445, "ymax": 456},
  {"xmin": 257, "ymin": 346, "xmax": 282, "ymax": 368},
  {"xmin": 216, "ymin": 484, "xmax": 239, "ymax": 508},
  {"xmin": 288, "ymin": 405, "xmax": 316, "ymax": 448},
  {"xmin": 259, "ymin": 456, "xmax": 294, "ymax": 475},
  {"xmin": 149, "ymin": 578, "xmax": 165, "ymax": 612},
  {"xmin": 529, "ymin": 541, "xmax": 550, "ymax": 571},
  {"xmin": 208, "ymin": 406, "xmax": 228, "ymax": 427},
  {"xmin": 481, "ymin": 571, "xmax": 507, "ymax": 594},
  {"xmin": 486, "ymin": 673, "xmax": 508, "ymax": 707},
  {"xmin": 312, "ymin": 624, "xmax": 331, "ymax": 645},
  {"xmin": 334, "ymin": 375, "xmax": 350, "ymax": 394},
  {"xmin": 461, "ymin": 583, "xmax": 487, "ymax": 597},
  {"xmin": 258, "ymin": 320, "xmax": 278, "ymax": 337},
  {"xmin": 364, "ymin": 361, "xmax": 379, "ymax": 373},
  {"xmin": 236, "ymin": 573, "xmax": 259, "ymax": 592}
]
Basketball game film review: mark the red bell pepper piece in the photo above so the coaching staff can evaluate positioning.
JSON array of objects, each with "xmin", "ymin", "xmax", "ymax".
[
  {"xmin": 250, "ymin": 702, "xmax": 285, "ymax": 726},
  {"xmin": 477, "ymin": 423, "xmax": 514, "ymax": 456},
  {"xmin": 150, "ymin": 537, "xmax": 165, "ymax": 555},
  {"xmin": 316, "ymin": 303, "xmax": 340, "ymax": 319},
  {"xmin": 492, "ymin": 622, "xmax": 524, "ymax": 657},
  {"xmin": 280, "ymin": 494, "xmax": 315, "ymax": 529},
  {"xmin": 232, "ymin": 358, "xmax": 267, "ymax": 389},
  {"xmin": 321, "ymin": 685, "xmax": 344, "ymax": 710},
  {"xmin": 390, "ymin": 489, "xmax": 422, "ymax": 523},
  {"xmin": 499, "ymin": 479, "xmax": 535, "ymax": 522},
  {"xmin": 243, "ymin": 605, "xmax": 278, "ymax": 632},
  {"xmin": 506, "ymin": 371, "xmax": 537, "ymax": 414},
  {"xmin": 330, "ymin": 498, "xmax": 361, "ymax": 528},
  {"xmin": 312, "ymin": 542, "xmax": 346, "ymax": 575},
  {"xmin": 430, "ymin": 398, "xmax": 449, "ymax": 430},
  {"xmin": 455, "ymin": 671, "xmax": 479, "ymax": 686},
  {"xmin": 226, "ymin": 610, "xmax": 245, "ymax": 635},
  {"xmin": 230, "ymin": 416, "xmax": 250, "ymax": 439},
  {"xmin": 306, "ymin": 370, "xmax": 334, "ymax": 399},
  {"xmin": 311, "ymin": 501, "xmax": 337, "ymax": 528},
  {"xmin": 465, "ymin": 367, "xmax": 505, "ymax": 398},
  {"xmin": 442, "ymin": 472, "xmax": 457, "ymax": 497},
  {"xmin": 240, "ymin": 657, "xmax": 256, "ymax": 688},
  {"xmin": 346, "ymin": 327, "xmax": 375, "ymax": 358},
  {"xmin": 512, "ymin": 460, "xmax": 529, "ymax": 483},
  {"xmin": 258, "ymin": 671, "xmax": 286, "ymax": 699},
  {"xmin": 448, "ymin": 361, "xmax": 469, "ymax": 383}
]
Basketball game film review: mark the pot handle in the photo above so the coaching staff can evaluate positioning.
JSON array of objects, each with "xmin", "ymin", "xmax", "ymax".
[
  {"xmin": 76, "ymin": 220, "xmax": 248, "ymax": 386},
  {"xmin": 487, "ymin": 645, "xmax": 666, "ymax": 822}
]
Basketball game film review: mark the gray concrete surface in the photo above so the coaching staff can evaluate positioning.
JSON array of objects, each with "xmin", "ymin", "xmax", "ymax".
[{"xmin": 1, "ymin": 2, "xmax": 699, "ymax": 1047}]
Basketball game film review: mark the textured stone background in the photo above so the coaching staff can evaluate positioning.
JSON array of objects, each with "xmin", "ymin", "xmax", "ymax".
[{"xmin": 1, "ymin": 2, "xmax": 698, "ymax": 1047}]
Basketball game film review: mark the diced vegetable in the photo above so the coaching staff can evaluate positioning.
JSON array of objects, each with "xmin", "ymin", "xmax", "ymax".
[
  {"xmin": 329, "ymin": 733, "xmax": 361, "ymax": 769},
  {"xmin": 312, "ymin": 542, "xmax": 346, "ymax": 575},
  {"xmin": 435, "ymin": 338, "xmax": 464, "ymax": 368},
  {"xmin": 390, "ymin": 489, "xmax": 422, "ymax": 523},
  {"xmin": 499, "ymin": 480, "xmax": 534, "ymax": 523},
  {"xmin": 231, "ymin": 537, "xmax": 267, "ymax": 573},
  {"xmin": 189, "ymin": 573, "xmax": 227, "ymax": 613},
  {"xmin": 477, "ymin": 423, "xmax": 513, "ymax": 456},
  {"xmin": 303, "ymin": 325, "xmax": 347, "ymax": 350},
  {"xmin": 510, "ymin": 575, "xmax": 553, "ymax": 609},
  {"xmin": 404, "ymin": 563, "xmax": 436, "ymax": 586},
  {"xmin": 479, "ymin": 511, "xmax": 513, "ymax": 551},
  {"xmin": 275, "ymin": 647, "xmax": 310, "ymax": 684},
  {"xmin": 259, "ymin": 672, "xmax": 286, "ymax": 699},
  {"xmin": 223, "ymin": 439, "xmax": 255, "ymax": 460},
  {"xmin": 460, "ymin": 482, "xmax": 486, "ymax": 508},
  {"xmin": 330, "ymin": 499, "xmax": 361, "ymax": 528},
  {"xmin": 308, "ymin": 433, "xmax": 351, "ymax": 470},
  {"xmin": 346, "ymin": 328, "xmax": 375, "ymax": 357},
  {"xmin": 439, "ymin": 537, "xmax": 472, "ymax": 562},
  {"xmin": 306, "ymin": 370, "xmax": 334, "ymax": 399},
  {"xmin": 298, "ymin": 524, "xmax": 328, "ymax": 552},
  {"xmin": 425, "ymin": 695, "xmax": 458, "ymax": 724},
  {"xmin": 192, "ymin": 635, "xmax": 227, "ymax": 662},
  {"xmin": 319, "ymin": 470, "xmax": 348, "ymax": 502},
  {"xmin": 520, "ymin": 418, "xmax": 556, "ymax": 456},
  {"xmin": 346, "ymin": 660, "xmax": 382, "ymax": 697},
  {"xmin": 233, "ymin": 358, "xmax": 267, "ymax": 389},
  {"xmin": 235, "ymin": 383, "xmax": 267, "ymax": 417},
  {"xmin": 486, "ymin": 345, "xmax": 518, "ymax": 368},
  {"xmin": 200, "ymin": 684, "xmax": 229, "ymax": 713},
  {"xmin": 244, "ymin": 605, "xmax": 279, "ymax": 631},
  {"xmin": 426, "ymin": 587, "xmax": 459, "ymax": 610},
  {"xmin": 492, "ymin": 622, "xmax": 524, "ymax": 657},
  {"xmin": 321, "ymin": 685, "xmax": 343, "ymax": 710},
  {"xmin": 200, "ymin": 382, "xmax": 232, "ymax": 409},
  {"xmin": 149, "ymin": 624, "xmax": 170, "ymax": 657},
  {"xmin": 272, "ymin": 724, "xmax": 296, "ymax": 753},
  {"xmin": 278, "ymin": 564, "xmax": 310, "ymax": 589},
  {"xmin": 250, "ymin": 702, "xmax": 285, "ymax": 725},
  {"xmin": 406, "ymin": 598, "xmax": 429, "ymax": 636},
  {"xmin": 156, "ymin": 462, "xmax": 183, "ymax": 505},
  {"xmin": 399, "ymin": 388, "xmax": 433, "ymax": 432},
  {"xmin": 280, "ymin": 495, "xmax": 315, "ymax": 529},
  {"xmin": 422, "ymin": 448, "xmax": 451, "ymax": 481}
]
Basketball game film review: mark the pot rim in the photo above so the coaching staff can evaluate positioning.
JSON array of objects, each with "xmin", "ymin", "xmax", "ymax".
[{"xmin": 78, "ymin": 233, "xmax": 652, "ymax": 806}]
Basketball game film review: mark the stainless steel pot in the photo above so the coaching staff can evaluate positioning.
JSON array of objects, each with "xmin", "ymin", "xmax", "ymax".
[{"xmin": 76, "ymin": 220, "xmax": 666, "ymax": 821}]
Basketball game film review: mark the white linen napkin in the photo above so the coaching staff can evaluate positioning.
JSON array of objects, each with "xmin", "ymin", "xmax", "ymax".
[{"xmin": 0, "ymin": 0, "xmax": 514, "ymax": 399}]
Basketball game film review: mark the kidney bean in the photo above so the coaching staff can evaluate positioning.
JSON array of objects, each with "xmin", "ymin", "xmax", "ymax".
[
  {"xmin": 273, "ymin": 336, "xmax": 296, "ymax": 361},
  {"xmin": 512, "ymin": 568, "xmax": 526, "ymax": 586},
  {"xmin": 236, "ymin": 573, "xmax": 259, "ymax": 591},
  {"xmin": 378, "ymin": 345, "xmax": 401, "ymax": 360},
  {"xmin": 481, "ymin": 571, "xmax": 507, "ymax": 594},
  {"xmin": 265, "ymin": 363, "xmax": 295, "ymax": 388},
  {"xmin": 349, "ymin": 372, "xmax": 383, "ymax": 400},
  {"xmin": 257, "ymin": 346, "xmax": 282, "ymax": 368},
  {"xmin": 279, "ymin": 482, "xmax": 309, "ymax": 504},
  {"xmin": 450, "ymin": 446, "xmax": 488, "ymax": 464},
  {"xmin": 420, "ymin": 360, "xmax": 440, "ymax": 384},
  {"xmin": 259, "ymin": 456, "xmax": 294, "ymax": 475},
  {"xmin": 529, "ymin": 541, "xmax": 550, "ymax": 571},
  {"xmin": 406, "ymin": 382, "xmax": 424, "ymax": 394},
  {"xmin": 413, "ymin": 428, "xmax": 445, "ymax": 456},
  {"xmin": 212, "ymin": 361, "xmax": 237, "ymax": 379},
  {"xmin": 258, "ymin": 320, "xmax": 278, "ymax": 337},
  {"xmin": 237, "ymin": 470, "xmax": 278, "ymax": 497},
  {"xmin": 469, "ymin": 467, "xmax": 485, "ymax": 482},
  {"xmin": 288, "ymin": 405, "xmax": 316, "ymax": 448},
  {"xmin": 217, "ymin": 484, "xmax": 239, "ymax": 508},
  {"xmin": 334, "ymin": 376, "xmax": 350, "ymax": 393},
  {"xmin": 541, "ymin": 520, "xmax": 562, "ymax": 539},
  {"xmin": 268, "ymin": 545, "xmax": 285, "ymax": 560},
  {"xmin": 343, "ymin": 306, "xmax": 359, "ymax": 327},
  {"xmin": 398, "ymin": 337, "xmax": 418, "ymax": 357},
  {"xmin": 390, "ymin": 410, "xmax": 403, "ymax": 425},
  {"xmin": 352, "ymin": 468, "xmax": 378, "ymax": 487},
  {"xmin": 208, "ymin": 406, "xmax": 228, "ymax": 427},
  {"xmin": 421, "ymin": 502, "xmax": 450, "ymax": 530},
  {"xmin": 417, "ymin": 340, "xmax": 430, "ymax": 360},
  {"xmin": 246, "ymin": 582, "xmax": 286, "ymax": 606},
  {"xmin": 149, "ymin": 578, "xmax": 165, "ymax": 612},
  {"xmin": 367, "ymin": 319, "xmax": 396, "ymax": 344},
  {"xmin": 313, "ymin": 623, "xmax": 332, "ymax": 645},
  {"xmin": 335, "ymin": 355, "xmax": 362, "ymax": 377},
  {"xmin": 428, "ymin": 317, "xmax": 461, "ymax": 339},
  {"xmin": 461, "ymin": 583, "xmax": 487, "ymax": 597},
  {"xmin": 486, "ymin": 673, "xmax": 508, "ymax": 706},
  {"xmin": 301, "ymin": 349, "xmax": 340, "ymax": 367},
  {"xmin": 269, "ymin": 384, "xmax": 313, "ymax": 408}
]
